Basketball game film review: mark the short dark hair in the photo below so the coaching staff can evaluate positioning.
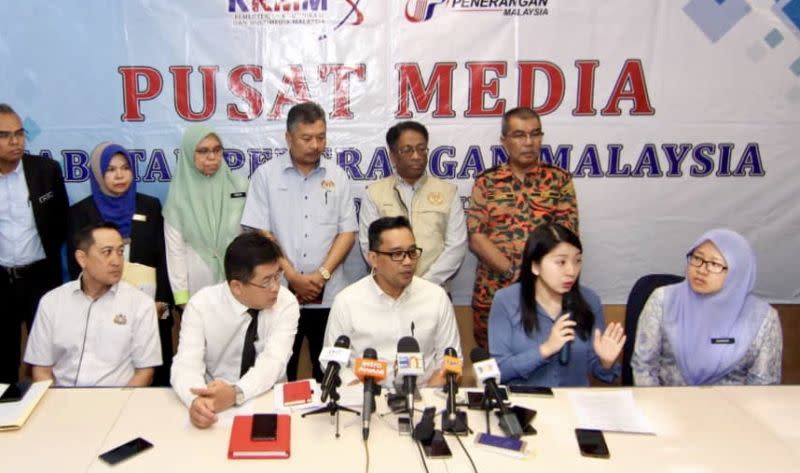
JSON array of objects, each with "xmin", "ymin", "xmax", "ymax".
[
  {"xmin": 0, "ymin": 103, "xmax": 17, "ymax": 116},
  {"xmin": 368, "ymin": 216, "xmax": 413, "ymax": 251},
  {"xmin": 224, "ymin": 232, "xmax": 284, "ymax": 283},
  {"xmin": 385, "ymin": 121, "xmax": 429, "ymax": 151},
  {"xmin": 73, "ymin": 221, "xmax": 121, "ymax": 253},
  {"xmin": 501, "ymin": 107, "xmax": 541, "ymax": 136},
  {"xmin": 286, "ymin": 102, "xmax": 326, "ymax": 133},
  {"xmin": 518, "ymin": 223, "xmax": 593, "ymax": 338}
]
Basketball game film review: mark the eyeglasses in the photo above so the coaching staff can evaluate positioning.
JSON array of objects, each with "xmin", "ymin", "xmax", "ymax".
[
  {"xmin": 373, "ymin": 247, "xmax": 423, "ymax": 262},
  {"xmin": 0, "ymin": 129, "xmax": 26, "ymax": 141},
  {"xmin": 687, "ymin": 254, "xmax": 728, "ymax": 274},
  {"xmin": 506, "ymin": 131, "xmax": 544, "ymax": 142},
  {"xmin": 396, "ymin": 146, "xmax": 429, "ymax": 158},
  {"xmin": 245, "ymin": 270, "xmax": 284, "ymax": 289},
  {"xmin": 196, "ymin": 146, "xmax": 223, "ymax": 157}
]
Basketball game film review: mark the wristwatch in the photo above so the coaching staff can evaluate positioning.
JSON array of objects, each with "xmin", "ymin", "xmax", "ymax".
[
  {"xmin": 318, "ymin": 266, "xmax": 331, "ymax": 281},
  {"xmin": 234, "ymin": 385, "xmax": 245, "ymax": 405}
]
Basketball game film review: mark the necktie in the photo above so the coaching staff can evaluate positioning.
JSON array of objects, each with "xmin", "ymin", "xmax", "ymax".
[{"xmin": 240, "ymin": 308, "xmax": 259, "ymax": 377}]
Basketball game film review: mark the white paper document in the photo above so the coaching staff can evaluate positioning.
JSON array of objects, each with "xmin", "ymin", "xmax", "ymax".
[{"xmin": 567, "ymin": 390, "xmax": 656, "ymax": 434}]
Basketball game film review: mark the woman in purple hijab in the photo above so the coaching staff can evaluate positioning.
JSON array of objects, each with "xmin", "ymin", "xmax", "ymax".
[{"xmin": 631, "ymin": 229, "xmax": 782, "ymax": 385}]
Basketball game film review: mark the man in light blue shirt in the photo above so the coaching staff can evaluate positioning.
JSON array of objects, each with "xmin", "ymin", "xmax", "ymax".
[
  {"xmin": 241, "ymin": 102, "xmax": 357, "ymax": 382},
  {"xmin": 0, "ymin": 103, "xmax": 69, "ymax": 383}
]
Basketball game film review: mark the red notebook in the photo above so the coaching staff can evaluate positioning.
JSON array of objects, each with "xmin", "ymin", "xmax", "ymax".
[
  {"xmin": 283, "ymin": 380, "xmax": 313, "ymax": 406},
  {"xmin": 228, "ymin": 414, "xmax": 291, "ymax": 459}
]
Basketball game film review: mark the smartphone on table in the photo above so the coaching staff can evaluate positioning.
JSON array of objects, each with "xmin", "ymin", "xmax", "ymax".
[
  {"xmin": 575, "ymin": 428, "xmax": 610, "ymax": 458},
  {"xmin": 98, "ymin": 437, "xmax": 154, "ymax": 465}
]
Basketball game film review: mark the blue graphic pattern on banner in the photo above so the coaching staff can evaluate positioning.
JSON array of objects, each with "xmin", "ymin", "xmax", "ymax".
[{"xmin": 683, "ymin": 0, "xmax": 752, "ymax": 43}]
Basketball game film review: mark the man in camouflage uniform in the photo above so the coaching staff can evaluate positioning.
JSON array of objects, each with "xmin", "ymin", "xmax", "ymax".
[{"xmin": 467, "ymin": 107, "xmax": 579, "ymax": 348}]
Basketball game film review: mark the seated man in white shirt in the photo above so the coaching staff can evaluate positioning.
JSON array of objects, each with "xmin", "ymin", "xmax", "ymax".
[
  {"xmin": 171, "ymin": 232, "xmax": 300, "ymax": 429},
  {"xmin": 323, "ymin": 216, "xmax": 461, "ymax": 388},
  {"xmin": 24, "ymin": 222, "xmax": 162, "ymax": 387}
]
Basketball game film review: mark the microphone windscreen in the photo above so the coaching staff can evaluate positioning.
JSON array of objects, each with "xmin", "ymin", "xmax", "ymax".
[
  {"xmin": 470, "ymin": 346, "xmax": 490, "ymax": 364},
  {"xmin": 562, "ymin": 291, "xmax": 577, "ymax": 314},
  {"xmin": 363, "ymin": 347, "xmax": 378, "ymax": 360},
  {"xmin": 334, "ymin": 335, "xmax": 351, "ymax": 349},
  {"xmin": 444, "ymin": 347, "xmax": 458, "ymax": 358},
  {"xmin": 397, "ymin": 336, "xmax": 420, "ymax": 353}
]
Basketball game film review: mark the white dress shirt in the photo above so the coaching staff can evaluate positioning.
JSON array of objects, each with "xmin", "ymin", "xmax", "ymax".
[
  {"xmin": 358, "ymin": 176, "xmax": 467, "ymax": 285},
  {"xmin": 170, "ymin": 282, "xmax": 300, "ymax": 407},
  {"xmin": 323, "ymin": 275, "xmax": 461, "ymax": 387},
  {"xmin": 240, "ymin": 154, "xmax": 357, "ymax": 308},
  {"xmin": 24, "ymin": 279, "xmax": 162, "ymax": 387}
]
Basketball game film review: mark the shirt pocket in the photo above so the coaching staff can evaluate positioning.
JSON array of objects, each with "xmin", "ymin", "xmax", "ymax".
[{"xmin": 96, "ymin": 317, "xmax": 134, "ymax": 365}]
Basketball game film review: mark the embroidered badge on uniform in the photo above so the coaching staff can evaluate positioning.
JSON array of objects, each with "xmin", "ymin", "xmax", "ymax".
[
  {"xmin": 113, "ymin": 314, "xmax": 128, "ymax": 325},
  {"xmin": 427, "ymin": 191, "xmax": 444, "ymax": 205},
  {"xmin": 321, "ymin": 179, "xmax": 336, "ymax": 191}
]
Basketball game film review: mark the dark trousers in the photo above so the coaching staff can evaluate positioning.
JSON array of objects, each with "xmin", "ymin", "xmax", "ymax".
[
  {"xmin": 151, "ymin": 316, "xmax": 174, "ymax": 387},
  {"xmin": 286, "ymin": 308, "xmax": 330, "ymax": 383},
  {"xmin": 0, "ymin": 261, "xmax": 56, "ymax": 384}
]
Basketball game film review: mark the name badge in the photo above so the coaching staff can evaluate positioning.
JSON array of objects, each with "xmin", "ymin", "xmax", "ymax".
[
  {"xmin": 711, "ymin": 337, "xmax": 735, "ymax": 345},
  {"xmin": 132, "ymin": 213, "xmax": 147, "ymax": 222},
  {"xmin": 231, "ymin": 192, "xmax": 246, "ymax": 198}
]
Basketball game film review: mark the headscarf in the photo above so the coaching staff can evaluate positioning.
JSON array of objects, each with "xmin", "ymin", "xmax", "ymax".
[
  {"xmin": 162, "ymin": 125, "xmax": 248, "ymax": 283},
  {"xmin": 89, "ymin": 142, "xmax": 137, "ymax": 238},
  {"xmin": 663, "ymin": 228, "xmax": 770, "ymax": 385}
]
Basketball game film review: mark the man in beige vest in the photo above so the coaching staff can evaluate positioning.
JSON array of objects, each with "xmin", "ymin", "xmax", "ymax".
[{"xmin": 358, "ymin": 121, "xmax": 467, "ymax": 286}]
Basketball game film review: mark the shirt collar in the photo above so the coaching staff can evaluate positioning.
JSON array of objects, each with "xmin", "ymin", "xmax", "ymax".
[
  {"xmin": 496, "ymin": 162, "xmax": 541, "ymax": 180},
  {"xmin": 223, "ymin": 282, "xmax": 252, "ymax": 318},
  {"xmin": 281, "ymin": 153, "xmax": 327, "ymax": 175},
  {"xmin": 71, "ymin": 274, "xmax": 120, "ymax": 298},
  {"xmin": 393, "ymin": 174, "xmax": 427, "ymax": 192},
  {"xmin": 367, "ymin": 274, "xmax": 414, "ymax": 303}
]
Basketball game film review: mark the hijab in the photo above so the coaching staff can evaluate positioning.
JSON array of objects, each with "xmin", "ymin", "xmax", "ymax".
[
  {"xmin": 663, "ymin": 228, "xmax": 770, "ymax": 385},
  {"xmin": 162, "ymin": 125, "xmax": 248, "ymax": 283},
  {"xmin": 89, "ymin": 142, "xmax": 136, "ymax": 238}
]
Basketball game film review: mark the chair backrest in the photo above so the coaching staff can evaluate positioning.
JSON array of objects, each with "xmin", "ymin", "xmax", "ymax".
[{"xmin": 622, "ymin": 273, "xmax": 684, "ymax": 386}]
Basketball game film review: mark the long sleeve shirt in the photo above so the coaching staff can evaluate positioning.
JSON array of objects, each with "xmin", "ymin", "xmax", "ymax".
[
  {"xmin": 170, "ymin": 282, "xmax": 300, "ymax": 406},
  {"xmin": 488, "ymin": 283, "xmax": 618, "ymax": 387}
]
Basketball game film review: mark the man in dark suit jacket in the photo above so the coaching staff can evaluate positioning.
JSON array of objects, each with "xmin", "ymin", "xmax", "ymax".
[{"xmin": 0, "ymin": 104, "xmax": 69, "ymax": 383}]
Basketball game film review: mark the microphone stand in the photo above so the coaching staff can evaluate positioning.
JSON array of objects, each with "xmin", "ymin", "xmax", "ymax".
[
  {"xmin": 441, "ymin": 377, "xmax": 469, "ymax": 435},
  {"xmin": 481, "ymin": 384, "xmax": 494, "ymax": 436},
  {"xmin": 302, "ymin": 373, "xmax": 359, "ymax": 438}
]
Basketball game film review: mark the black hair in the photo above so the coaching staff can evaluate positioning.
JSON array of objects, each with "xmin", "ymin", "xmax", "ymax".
[
  {"xmin": 286, "ymin": 102, "xmax": 326, "ymax": 132},
  {"xmin": 224, "ymin": 232, "xmax": 284, "ymax": 283},
  {"xmin": 385, "ymin": 121, "xmax": 429, "ymax": 151},
  {"xmin": 0, "ymin": 103, "xmax": 17, "ymax": 115},
  {"xmin": 518, "ymin": 223, "xmax": 594, "ymax": 338},
  {"xmin": 72, "ymin": 221, "xmax": 121, "ymax": 253},
  {"xmin": 501, "ymin": 107, "xmax": 541, "ymax": 136},
  {"xmin": 368, "ymin": 216, "xmax": 413, "ymax": 251}
]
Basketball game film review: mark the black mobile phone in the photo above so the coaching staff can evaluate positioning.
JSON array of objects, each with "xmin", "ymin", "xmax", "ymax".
[
  {"xmin": 508, "ymin": 385, "xmax": 554, "ymax": 396},
  {"xmin": 466, "ymin": 388, "xmax": 509, "ymax": 410},
  {"xmin": 98, "ymin": 437, "xmax": 153, "ymax": 465},
  {"xmin": 575, "ymin": 428, "xmax": 610, "ymax": 459},
  {"xmin": 421, "ymin": 431, "xmax": 452, "ymax": 458},
  {"xmin": 0, "ymin": 382, "xmax": 31, "ymax": 403},
  {"xmin": 251, "ymin": 414, "xmax": 278, "ymax": 441}
]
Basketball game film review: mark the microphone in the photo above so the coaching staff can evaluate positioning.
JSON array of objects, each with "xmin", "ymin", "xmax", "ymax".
[
  {"xmin": 470, "ymin": 347, "xmax": 523, "ymax": 438},
  {"xmin": 396, "ymin": 336, "xmax": 424, "ymax": 428},
  {"xmin": 443, "ymin": 347, "xmax": 461, "ymax": 417},
  {"xmin": 558, "ymin": 291, "xmax": 578, "ymax": 366},
  {"xmin": 441, "ymin": 347, "xmax": 469, "ymax": 434},
  {"xmin": 318, "ymin": 335, "xmax": 351, "ymax": 403},
  {"xmin": 355, "ymin": 348, "xmax": 387, "ymax": 441}
]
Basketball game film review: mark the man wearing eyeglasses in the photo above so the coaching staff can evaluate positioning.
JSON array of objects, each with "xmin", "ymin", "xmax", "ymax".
[
  {"xmin": 467, "ymin": 107, "xmax": 579, "ymax": 349},
  {"xmin": 171, "ymin": 233, "xmax": 300, "ymax": 429},
  {"xmin": 0, "ymin": 103, "xmax": 69, "ymax": 384},
  {"xmin": 358, "ymin": 121, "xmax": 467, "ymax": 287},
  {"xmin": 323, "ymin": 216, "xmax": 460, "ymax": 387}
]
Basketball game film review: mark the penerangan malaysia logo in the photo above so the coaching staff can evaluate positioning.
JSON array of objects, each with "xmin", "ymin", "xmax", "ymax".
[
  {"xmin": 405, "ymin": 0, "xmax": 550, "ymax": 22},
  {"xmin": 227, "ymin": 0, "xmax": 363, "ymax": 38}
]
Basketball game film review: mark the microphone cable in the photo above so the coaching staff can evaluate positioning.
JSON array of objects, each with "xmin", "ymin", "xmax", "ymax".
[
  {"xmin": 453, "ymin": 434, "xmax": 479, "ymax": 473},
  {"xmin": 363, "ymin": 438, "xmax": 370, "ymax": 473},
  {"xmin": 414, "ymin": 439, "xmax": 430, "ymax": 473},
  {"xmin": 73, "ymin": 299, "xmax": 97, "ymax": 387}
]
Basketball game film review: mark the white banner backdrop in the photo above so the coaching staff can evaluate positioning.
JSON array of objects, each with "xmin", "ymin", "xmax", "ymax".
[{"xmin": 1, "ymin": 0, "xmax": 798, "ymax": 304}]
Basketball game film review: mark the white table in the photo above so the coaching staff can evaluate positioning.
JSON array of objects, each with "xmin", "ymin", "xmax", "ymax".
[{"xmin": 3, "ymin": 385, "xmax": 798, "ymax": 472}]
